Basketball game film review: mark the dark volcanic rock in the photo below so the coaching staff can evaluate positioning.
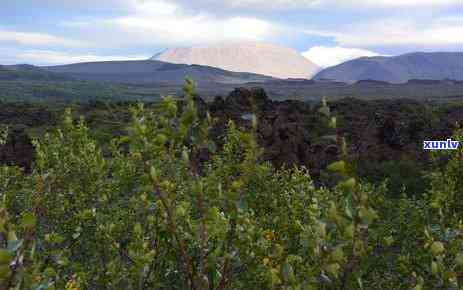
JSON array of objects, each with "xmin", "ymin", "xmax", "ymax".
[
  {"xmin": 224, "ymin": 87, "xmax": 271, "ymax": 112},
  {"xmin": 3, "ymin": 87, "xmax": 463, "ymax": 185},
  {"xmin": 0, "ymin": 105, "xmax": 54, "ymax": 170},
  {"xmin": 356, "ymin": 79, "xmax": 391, "ymax": 86},
  {"xmin": 207, "ymin": 89, "xmax": 460, "ymax": 180},
  {"xmin": 209, "ymin": 88, "xmax": 338, "ymax": 177},
  {"xmin": 0, "ymin": 126, "xmax": 34, "ymax": 171}
]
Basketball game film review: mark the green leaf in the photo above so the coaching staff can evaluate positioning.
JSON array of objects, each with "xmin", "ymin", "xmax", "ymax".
[
  {"xmin": 384, "ymin": 236, "xmax": 395, "ymax": 247},
  {"xmin": 357, "ymin": 277, "xmax": 364, "ymax": 290},
  {"xmin": 0, "ymin": 249, "xmax": 12, "ymax": 265},
  {"xmin": 315, "ymin": 221, "xmax": 327, "ymax": 239},
  {"xmin": 325, "ymin": 263, "xmax": 340, "ymax": 278},
  {"xmin": 208, "ymin": 141, "xmax": 217, "ymax": 153},
  {"xmin": 281, "ymin": 262, "xmax": 295, "ymax": 283},
  {"xmin": 251, "ymin": 114, "xmax": 258, "ymax": 129},
  {"xmin": 431, "ymin": 261, "xmax": 439, "ymax": 275},
  {"xmin": 345, "ymin": 198, "xmax": 354, "ymax": 219},
  {"xmin": 327, "ymin": 161, "xmax": 346, "ymax": 174},
  {"xmin": 21, "ymin": 213, "xmax": 36, "ymax": 229},
  {"xmin": 430, "ymin": 241, "xmax": 445, "ymax": 256},
  {"xmin": 455, "ymin": 253, "xmax": 463, "ymax": 267},
  {"xmin": 328, "ymin": 117, "xmax": 337, "ymax": 129},
  {"xmin": 154, "ymin": 133, "xmax": 167, "ymax": 146},
  {"xmin": 331, "ymin": 247, "xmax": 344, "ymax": 263},
  {"xmin": 359, "ymin": 207, "xmax": 377, "ymax": 226},
  {"xmin": 344, "ymin": 224, "xmax": 354, "ymax": 239},
  {"xmin": 339, "ymin": 178, "xmax": 356, "ymax": 191},
  {"xmin": 150, "ymin": 166, "xmax": 158, "ymax": 182},
  {"xmin": 7, "ymin": 239, "xmax": 23, "ymax": 253},
  {"xmin": 0, "ymin": 265, "xmax": 11, "ymax": 280},
  {"xmin": 7, "ymin": 231, "xmax": 18, "ymax": 242}
]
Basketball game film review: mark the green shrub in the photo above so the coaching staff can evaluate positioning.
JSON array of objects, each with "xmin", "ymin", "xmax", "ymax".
[{"xmin": 0, "ymin": 80, "xmax": 462, "ymax": 289}]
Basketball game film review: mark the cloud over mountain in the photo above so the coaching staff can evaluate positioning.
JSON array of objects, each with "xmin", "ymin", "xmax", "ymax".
[
  {"xmin": 3, "ymin": 0, "xmax": 463, "ymax": 65},
  {"xmin": 302, "ymin": 46, "xmax": 381, "ymax": 68}
]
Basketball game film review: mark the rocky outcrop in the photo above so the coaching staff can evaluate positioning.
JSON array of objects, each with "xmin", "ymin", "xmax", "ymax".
[
  {"xmin": 3, "ymin": 89, "xmax": 463, "ymax": 182},
  {"xmin": 208, "ymin": 89, "xmax": 463, "ymax": 180},
  {"xmin": 209, "ymin": 88, "xmax": 339, "ymax": 177},
  {"xmin": 0, "ymin": 105, "xmax": 54, "ymax": 170},
  {"xmin": 0, "ymin": 125, "xmax": 34, "ymax": 171}
]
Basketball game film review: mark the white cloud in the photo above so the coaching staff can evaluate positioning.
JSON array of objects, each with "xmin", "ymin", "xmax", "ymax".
[
  {"xmin": 6, "ymin": 0, "xmax": 463, "ymax": 66},
  {"xmin": 12, "ymin": 50, "xmax": 148, "ymax": 66},
  {"xmin": 109, "ymin": 15, "xmax": 277, "ymax": 46},
  {"xmin": 302, "ymin": 46, "xmax": 381, "ymax": 67},
  {"xmin": 172, "ymin": 0, "xmax": 321, "ymax": 10},
  {"xmin": 54, "ymin": 0, "xmax": 463, "ymax": 52},
  {"xmin": 305, "ymin": 17, "xmax": 463, "ymax": 47},
  {"xmin": 332, "ymin": 0, "xmax": 462, "ymax": 7},
  {"xmin": 26, "ymin": 0, "xmax": 463, "ymax": 12},
  {"xmin": 169, "ymin": 0, "xmax": 463, "ymax": 10},
  {"xmin": 0, "ymin": 29, "xmax": 86, "ymax": 47},
  {"xmin": 63, "ymin": 0, "xmax": 281, "ymax": 48}
]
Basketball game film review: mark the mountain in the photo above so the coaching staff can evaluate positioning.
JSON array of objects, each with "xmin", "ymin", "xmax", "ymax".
[
  {"xmin": 313, "ymin": 52, "xmax": 463, "ymax": 83},
  {"xmin": 0, "ymin": 64, "xmax": 70, "ymax": 81},
  {"xmin": 43, "ymin": 60, "xmax": 274, "ymax": 85},
  {"xmin": 152, "ymin": 42, "xmax": 320, "ymax": 79}
]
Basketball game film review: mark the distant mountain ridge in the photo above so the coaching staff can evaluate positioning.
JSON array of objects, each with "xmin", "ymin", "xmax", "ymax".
[
  {"xmin": 42, "ymin": 60, "xmax": 274, "ymax": 85},
  {"xmin": 0, "ymin": 64, "xmax": 70, "ymax": 81},
  {"xmin": 152, "ymin": 42, "xmax": 320, "ymax": 79},
  {"xmin": 314, "ymin": 52, "xmax": 463, "ymax": 83}
]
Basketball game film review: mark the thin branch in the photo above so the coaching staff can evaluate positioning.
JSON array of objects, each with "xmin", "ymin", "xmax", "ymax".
[
  {"xmin": 155, "ymin": 184, "xmax": 197, "ymax": 290},
  {"xmin": 215, "ymin": 217, "xmax": 237, "ymax": 290}
]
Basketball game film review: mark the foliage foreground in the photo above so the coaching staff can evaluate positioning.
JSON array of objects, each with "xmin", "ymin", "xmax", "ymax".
[{"xmin": 0, "ymin": 80, "xmax": 463, "ymax": 289}]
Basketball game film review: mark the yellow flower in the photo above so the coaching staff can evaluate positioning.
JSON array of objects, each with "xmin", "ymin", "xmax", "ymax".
[
  {"xmin": 65, "ymin": 279, "xmax": 79, "ymax": 290},
  {"xmin": 264, "ymin": 231, "xmax": 274, "ymax": 241}
]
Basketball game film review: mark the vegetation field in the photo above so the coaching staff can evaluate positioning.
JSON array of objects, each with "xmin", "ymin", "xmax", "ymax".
[{"xmin": 0, "ymin": 80, "xmax": 463, "ymax": 289}]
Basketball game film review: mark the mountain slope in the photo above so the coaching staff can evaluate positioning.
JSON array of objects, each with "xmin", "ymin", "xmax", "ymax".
[
  {"xmin": 43, "ymin": 60, "xmax": 274, "ymax": 85},
  {"xmin": 0, "ymin": 64, "xmax": 70, "ymax": 81},
  {"xmin": 313, "ymin": 52, "xmax": 463, "ymax": 83},
  {"xmin": 152, "ymin": 42, "xmax": 320, "ymax": 79}
]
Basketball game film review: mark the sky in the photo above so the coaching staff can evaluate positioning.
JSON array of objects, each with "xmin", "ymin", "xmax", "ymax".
[{"xmin": 2, "ymin": 0, "xmax": 463, "ymax": 67}]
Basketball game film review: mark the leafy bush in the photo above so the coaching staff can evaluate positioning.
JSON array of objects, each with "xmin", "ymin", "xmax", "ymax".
[
  {"xmin": 0, "ymin": 80, "xmax": 462, "ymax": 289},
  {"xmin": 357, "ymin": 159, "xmax": 428, "ymax": 198}
]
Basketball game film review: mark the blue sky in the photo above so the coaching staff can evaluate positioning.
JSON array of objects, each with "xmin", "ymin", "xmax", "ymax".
[{"xmin": 2, "ymin": 0, "xmax": 463, "ymax": 67}]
